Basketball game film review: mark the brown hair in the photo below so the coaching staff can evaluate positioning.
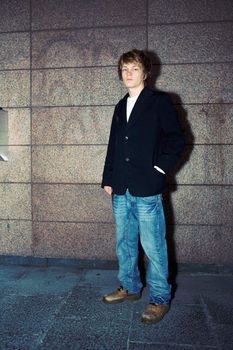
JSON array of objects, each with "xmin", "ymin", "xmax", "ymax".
[{"xmin": 118, "ymin": 49, "xmax": 152, "ymax": 81}]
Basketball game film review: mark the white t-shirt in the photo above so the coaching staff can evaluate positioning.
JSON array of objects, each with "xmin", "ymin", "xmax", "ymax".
[{"xmin": 127, "ymin": 94, "xmax": 139, "ymax": 121}]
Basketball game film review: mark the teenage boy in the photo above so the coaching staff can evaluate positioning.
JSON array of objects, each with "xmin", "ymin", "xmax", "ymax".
[{"xmin": 101, "ymin": 49, "xmax": 185, "ymax": 324}]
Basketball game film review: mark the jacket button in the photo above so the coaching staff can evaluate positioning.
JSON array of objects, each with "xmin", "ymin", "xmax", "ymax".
[
  {"xmin": 125, "ymin": 136, "xmax": 128, "ymax": 140},
  {"xmin": 125, "ymin": 157, "xmax": 130, "ymax": 162}
]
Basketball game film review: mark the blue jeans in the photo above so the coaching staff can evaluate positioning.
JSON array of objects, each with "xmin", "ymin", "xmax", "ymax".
[{"xmin": 113, "ymin": 190, "xmax": 171, "ymax": 305}]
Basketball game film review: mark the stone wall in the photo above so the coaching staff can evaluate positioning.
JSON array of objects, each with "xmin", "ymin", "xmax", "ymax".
[{"xmin": 0, "ymin": 0, "xmax": 232, "ymax": 265}]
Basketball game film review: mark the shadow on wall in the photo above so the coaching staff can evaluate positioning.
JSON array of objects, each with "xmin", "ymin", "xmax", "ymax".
[{"xmin": 139, "ymin": 50, "xmax": 194, "ymax": 290}]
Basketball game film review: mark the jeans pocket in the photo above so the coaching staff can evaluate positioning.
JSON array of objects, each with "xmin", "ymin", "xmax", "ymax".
[{"xmin": 141, "ymin": 194, "xmax": 161, "ymax": 202}]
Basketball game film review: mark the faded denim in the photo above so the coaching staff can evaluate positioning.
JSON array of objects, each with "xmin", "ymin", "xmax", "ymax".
[{"xmin": 113, "ymin": 190, "xmax": 171, "ymax": 305}]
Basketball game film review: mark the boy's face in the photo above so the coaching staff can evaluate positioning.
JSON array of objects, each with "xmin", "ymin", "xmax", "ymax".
[{"xmin": 121, "ymin": 61, "xmax": 145, "ymax": 91}]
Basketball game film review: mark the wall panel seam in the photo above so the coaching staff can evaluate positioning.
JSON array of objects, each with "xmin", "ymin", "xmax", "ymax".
[
  {"xmin": 25, "ymin": 61, "xmax": 233, "ymax": 70},
  {"xmin": 3, "ymin": 103, "xmax": 232, "ymax": 109},
  {"xmin": 30, "ymin": 183, "xmax": 233, "ymax": 186},
  {"xmin": 29, "ymin": 143, "xmax": 233, "ymax": 146},
  {"xmin": 1, "ymin": 218, "xmax": 232, "ymax": 228},
  {"xmin": 148, "ymin": 20, "xmax": 233, "ymax": 26},
  {"xmin": 1, "ymin": 182, "xmax": 232, "ymax": 186},
  {"xmin": 1, "ymin": 19, "xmax": 232, "ymax": 35},
  {"xmin": 30, "ymin": 0, "xmax": 33, "ymax": 227}
]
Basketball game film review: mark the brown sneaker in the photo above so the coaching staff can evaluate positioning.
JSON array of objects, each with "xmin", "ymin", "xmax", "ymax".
[
  {"xmin": 103, "ymin": 287, "xmax": 141, "ymax": 304},
  {"xmin": 141, "ymin": 303, "xmax": 169, "ymax": 324}
]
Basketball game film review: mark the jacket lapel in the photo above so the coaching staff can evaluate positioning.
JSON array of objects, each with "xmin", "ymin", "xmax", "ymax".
[
  {"xmin": 126, "ymin": 87, "xmax": 154, "ymax": 129},
  {"xmin": 117, "ymin": 94, "xmax": 127, "ymax": 127}
]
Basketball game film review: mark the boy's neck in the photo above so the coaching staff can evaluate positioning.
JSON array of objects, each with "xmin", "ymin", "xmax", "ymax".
[{"xmin": 128, "ymin": 85, "xmax": 144, "ymax": 97}]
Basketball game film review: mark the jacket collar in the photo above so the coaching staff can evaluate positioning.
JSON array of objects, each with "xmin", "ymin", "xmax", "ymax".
[{"xmin": 119, "ymin": 87, "xmax": 155, "ymax": 129}]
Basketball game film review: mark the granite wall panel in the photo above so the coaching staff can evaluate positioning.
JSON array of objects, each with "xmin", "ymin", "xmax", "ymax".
[
  {"xmin": 0, "ymin": 71, "xmax": 30, "ymax": 108},
  {"xmin": 148, "ymin": 22, "xmax": 233, "ymax": 63},
  {"xmin": 32, "ymin": 184, "xmax": 233, "ymax": 226},
  {"xmin": 168, "ymin": 186, "xmax": 233, "ymax": 226},
  {"xmin": 31, "ymin": 0, "xmax": 146, "ymax": 30},
  {"xmin": 7, "ymin": 109, "xmax": 31, "ymax": 145},
  {"xmin": 221, "ymin": 147, "xmax": 233, "ymax": 185},
  {"xmin": 174, "ymin": 145, "xmax": 233, "ymax": 185},
  {"xmin": 156, "ymin": 63, "xmax": 233, "ymax": 104},
  {"xmin": 148, "ymin": 0, "xmax": 233, "ymax": 24},
  {"xmin": 0, "ymin": 0, "xmax": 232, "ymax": 265},
  {"xmin": 22, "ymin": 104, "xmax": 233, "ymax": 146},
  {"xmin": 32, "ymin": 106, "xmax": 113, "ymax": 145},
  {"xmin": 32, "ymin": 68, "xmax": 122, "ymax": 106},
  {"xmin": 32, "ymin": 184, "xmax": 113, "ymax": 222},
  {"xmin": 32, "ymin": 145, "xmax": 106, "ymax": 183},
  {"xmin": 0, "ymin": 32, "xmax": 30, "ymax": 70},
  {"xmin": 32, "ymin": 27, "xmax": 146, "ymax": 68},
  {"xmin": 31, "ymin": 64, "xmax": 233, "ymax": 107},
  {"xmin": 31, "ymin": 144, "xmax": 233, "ymax": 185},
  {"xmin": 0, "ymin": 146, "xmax": 31, "ymax": 182},
  {"xmin": 32, "ymin": 222, "xmax": 115, "ymax": 259},
  {"xmin": 0, "ymin": 220, "xmax": 32, "ymax": 256},
  {"xmin": 0, "ymin": 0, "xmax": 30, "ymax": 32},
  {"xmin": 177, "ymin": 104, "xmax": 233, "ymax": 145},
  {"xmin": 32, "ymin": 222, "xmax": 233, "ymax": 263},
  {"xmin": 0, "ymin": 184, "xmax": 31, "ymax": 220},
  {"xmin": 169, "ymin": 225, "xmax": 233, "ymax": 264}
]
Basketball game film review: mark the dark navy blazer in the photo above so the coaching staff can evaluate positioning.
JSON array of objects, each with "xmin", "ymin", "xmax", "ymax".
[{"xmin": 101, "ymin": 87, "xmax": 185, "ymax": 196}]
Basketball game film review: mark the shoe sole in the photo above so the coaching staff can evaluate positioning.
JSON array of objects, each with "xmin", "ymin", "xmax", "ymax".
[
  {"xmin": 141, "ymin": 316, "xmax": 164, "ymax": 324},
  {"xmin": 103, "ymin": 294, "xmax": 141, "ymax": 304}
]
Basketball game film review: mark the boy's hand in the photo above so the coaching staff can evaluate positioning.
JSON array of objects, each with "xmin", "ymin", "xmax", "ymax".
[{"xmin": 104, "ymin": 186, "xmax": 113, "ymax": 195}]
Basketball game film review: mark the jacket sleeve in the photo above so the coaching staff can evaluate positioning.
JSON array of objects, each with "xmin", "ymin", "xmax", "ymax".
[
  {"xmin": 101, "ymin": 106, "xmax": 118, "ymax": 188},
  {"xmin": 156, "ymin": 93, "xmax": 185, "ymax": 174}
]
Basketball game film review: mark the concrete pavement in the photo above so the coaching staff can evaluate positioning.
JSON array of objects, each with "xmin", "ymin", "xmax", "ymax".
[{"xmin": 0, "ymin": 265, "xmax": 232, "ymax": 350}]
